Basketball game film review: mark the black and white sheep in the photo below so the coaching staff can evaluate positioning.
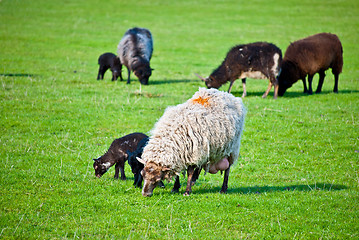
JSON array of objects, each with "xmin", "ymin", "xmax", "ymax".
[
  {"xmin": 138, "ymin": 88, "xmax": 246, "ymax": 196},
  {"xmin": 93, "ymin": 132, "xmax": 147, "ymax": 180},
  {"xmin": 278, "ymin": 33, "xmax": 343, "ymax": 96},
  {"xmin": 196, "ymin": 42, "xmax": 282, "ymax": 99},
  {"xmin": 117, "ymin": 27, "xmax": 153, "ymax": 85}
]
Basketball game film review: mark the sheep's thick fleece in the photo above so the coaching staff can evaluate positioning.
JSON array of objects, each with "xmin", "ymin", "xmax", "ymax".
[{"xmin": 141, "ymin": 88, "xmax": 246, "ymax": 174}]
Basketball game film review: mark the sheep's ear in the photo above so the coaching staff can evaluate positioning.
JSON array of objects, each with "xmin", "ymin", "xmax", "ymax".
[
  {"xmin": 136, "ymin": 157, "xmax": 146, "ymax": 165},
  {"xmin": 194, "ymin": 73, "xmax": 206, "ymax": 81},
  {"xmin": 151, "ymin": 68, "xmax": 155, "ymax": 71},
  {"xmin": 93, "ymin": 158, "xmax": 99, "ymax": 161},
  {"xmin": 162, "ymin": 167, "xmax": 171, "ymax": 171}
]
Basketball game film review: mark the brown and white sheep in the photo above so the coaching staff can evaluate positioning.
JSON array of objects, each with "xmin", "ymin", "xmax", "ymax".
[{"xmin": 196, "ymin": 42, "xmax": 282, "ymax": 99}]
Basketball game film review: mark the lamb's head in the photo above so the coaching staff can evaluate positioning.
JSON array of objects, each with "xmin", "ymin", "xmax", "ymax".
[
  {"xmin": 111, "ymin": 57, "xmax": 122, "ymax": 80},
  {"xmin": 93, "ymin": 157, "xmax": 110, "ymax": 178},
  {"xmin": 138, "ymin": 160, "xmax": 173, "ymax": 197}
]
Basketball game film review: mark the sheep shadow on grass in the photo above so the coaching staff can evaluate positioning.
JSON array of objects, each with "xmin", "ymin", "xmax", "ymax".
[
  {"xmin": 0, "ymin": 73, "xmax": 37, "ymax": 77},
  {"xmin": 149, "ymin": 78, "xmax": 200, "ymax": 85},
  {"xmin": 193, "ymin": 182, "xmax": 348, "ymax": 195}
]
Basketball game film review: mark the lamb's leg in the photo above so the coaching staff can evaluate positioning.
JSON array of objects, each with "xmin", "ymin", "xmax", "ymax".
[
  {"xmin": 126, "ymin": 67, "xmax": 131, "ymax": 84},
  {"xmin": 97, "ymin": 66, "xmax": 106, "ymax": 80},
  {"xmin": 316, "ymin": 70, "xmax": 326, "ymax": 93},
  {"xmin": 119, "ymin": 64, "xmax": 123, "ymax": 81},
  {"xmin": 114, "ymin": 161, "xmax": 126, "ymax": 180},
  {"xmin": 135, "ymin": 173, "xmax": 142, "ymax": 188},
  {"xmin": 114, "ymin": 163, "xmax": 119, "ymax": 179},
  {"xmin": 171, "ymin": 176, "xmax": 181, "ymax": 193},
  {"xmin": 220, "ymin": 165, "xmax": 231, "ymax": 194},
  {"xmin": 241, "ymin": 78, "xmax": 246, "ymax": 97},
  {"xmin": 184, "ymin": 165, "xmax": 196, "ymax": 196}
]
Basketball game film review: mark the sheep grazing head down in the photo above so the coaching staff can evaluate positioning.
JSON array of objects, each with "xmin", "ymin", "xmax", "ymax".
[
  {"xmin": 138, "ymin": 160, "xmax": 173, "ymax": 197},
  {"xmin": 93, "ymin": 157, "xmax": 110, "ymax": 178}
]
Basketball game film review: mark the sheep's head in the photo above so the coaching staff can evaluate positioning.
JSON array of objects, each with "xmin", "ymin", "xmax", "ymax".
[
  {"xmin": 139, "ymin": 160, "xmax": 173, "ymax": 197},
  {"xmin": 133, "ymin": 65, "xmax": 152, "ymax": 85},
  {"xmin": 277, "ymin": 61, "xmax": 299, "ymax": 96},
  {"xmin": 195, "ymin": 73, "xmax": 222, "ymax": 89}
]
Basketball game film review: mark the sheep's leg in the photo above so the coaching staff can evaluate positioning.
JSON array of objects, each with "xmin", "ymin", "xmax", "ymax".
[
  {"xmin": 262, "ymin": 80, "xmax": 272, "ymax": 98},
  {"xmin": 316, "ymin": 70, "xmax": 326, "ymax": 93},
  {"xmin": 184, "ymin": 166, "xmax": 196, "ymax": 196},
  {"xmin": 241, "ymin": 78, "xmax": 246, "ymax": 97},
  {"xmin": 191, "ymin": 167, "xmax": 201, "ymax": 186},
  {"xmin": 302, "ymin": 77, "xmax": 308, "ymax": 93},
  {"xmin": 171, "ymin": 176, "xmax": 181, "ymax": 193},
  {"xmin": 220, "ymin": 165, "xmax": 231, "ymax": 194},
  {"xmin": 333, "ymin": 73, "xmax": 339, "ymax": 93},
  {"xmin": 227, "ymin": 79, "xmax": 236, "ymax": 93},
  {"xmin": 307, "ymin": 75, "xmax": 314, "ymax": 94},
  {"xmin": 126, "ymin": 67, "xmax": 131, "ymax": 84},
  {"xmin": 273, "ymin": 78, "xmax": 279, "ymax": 99}
]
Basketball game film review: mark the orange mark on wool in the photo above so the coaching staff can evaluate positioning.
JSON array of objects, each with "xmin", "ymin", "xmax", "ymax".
[{"xmin": 191, "ymin": 96, "xmax": 210, "ymax": 107}]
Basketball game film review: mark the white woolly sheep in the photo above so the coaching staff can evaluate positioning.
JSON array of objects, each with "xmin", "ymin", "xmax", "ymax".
[{"xmin": 138, "ymin": 88, "xmax": 246, "ymax": 196}]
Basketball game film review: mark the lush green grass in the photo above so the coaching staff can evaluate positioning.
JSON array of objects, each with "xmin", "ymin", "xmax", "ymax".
[{"xmin": 1, "ymin": 0, "xmax": 358, "ymax": 238}]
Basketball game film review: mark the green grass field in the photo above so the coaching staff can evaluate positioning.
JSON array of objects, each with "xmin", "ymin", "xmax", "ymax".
[{"xmin": 1, "ymin": 0, "xmax": 358, "ymax": 238}]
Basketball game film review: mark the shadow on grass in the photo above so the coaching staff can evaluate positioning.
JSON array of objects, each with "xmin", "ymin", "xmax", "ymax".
[
  {"xmin": 0, "ymin": 73, "xmax": 37, "ymax": 77},
  {"xmin": 230, "ymin": 90, "xmax": 359, "ymax": 98},
  {"xmin": 194, "ymin": 183, "xmax": 348, "ymax": 195},
  {"xmin": 149, "ymin": 78, "xmax": 200, "ymax": 85}
]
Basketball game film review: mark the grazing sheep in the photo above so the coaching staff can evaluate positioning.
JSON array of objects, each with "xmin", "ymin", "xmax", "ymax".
[
  {"xmin": 117, "ymin": 27, "xmax": 153, "ymax": 85},
  {"xmin": 97, "ymin": 52, "xmax": 122, "ymax": 81},
  {"xmin": 278, "ymin": 33, "xmax": 343, "ymax": 96},
  {"xmin": 196, "ymin": 42, "xmax": 282, "ymax": 99},
  {"xmin": 93, "ymin": 132, "xmax": 147, "ymax": 180},
  {"xmin": 138, "ymin": 88, "xmax": 246, "ymax": 196}
]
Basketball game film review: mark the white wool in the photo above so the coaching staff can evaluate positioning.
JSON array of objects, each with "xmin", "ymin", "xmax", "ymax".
[{"xmin": 141, "ymin": 88, "xmax": 246, "ymax": 174}]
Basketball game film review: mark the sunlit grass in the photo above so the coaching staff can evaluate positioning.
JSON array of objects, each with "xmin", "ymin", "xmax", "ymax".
[{"xmin": 0, "ymin": 0, "xmax": 358, "ymax": 238}]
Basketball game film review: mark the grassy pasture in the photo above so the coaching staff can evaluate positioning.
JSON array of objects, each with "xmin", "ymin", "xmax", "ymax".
[{"xmin": 0, "ymin": 0, "xmax": 358, "ymax": 239}]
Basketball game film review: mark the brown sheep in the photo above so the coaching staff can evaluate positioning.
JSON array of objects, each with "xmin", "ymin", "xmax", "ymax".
[{"xmin": 278, "ymin": 33, "xmax": 343, "ymax": 96}]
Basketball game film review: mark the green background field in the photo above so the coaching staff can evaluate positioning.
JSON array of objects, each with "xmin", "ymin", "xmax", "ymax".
[{"xmin": 1, "ymin": 0, "xmax": 358, "ymax": 239}]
